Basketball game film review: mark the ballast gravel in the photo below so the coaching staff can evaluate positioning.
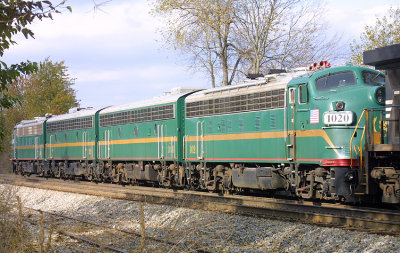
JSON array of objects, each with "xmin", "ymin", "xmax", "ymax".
[{"xmin": 1, "ymin": 183, "xmax": 400, "ymax": 252}]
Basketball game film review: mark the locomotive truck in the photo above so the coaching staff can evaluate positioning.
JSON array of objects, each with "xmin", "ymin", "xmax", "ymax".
[{"xmin": 11, "ymin": 63, "xmax": 390, "ymax": 203}]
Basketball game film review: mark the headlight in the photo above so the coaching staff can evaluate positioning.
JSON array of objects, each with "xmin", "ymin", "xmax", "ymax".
[{"xmin": 375, "ymin": 87, "xmax": 385, "ymax": 105}]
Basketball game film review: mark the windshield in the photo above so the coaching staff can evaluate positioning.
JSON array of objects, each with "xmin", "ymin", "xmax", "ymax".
[
  {"xmin": 362, "ymin": 70, "xmax": 385, "ymax": 86},
  {"xmin": 315, "ymin": 71, "xmax": 356, "ymax": 91}
]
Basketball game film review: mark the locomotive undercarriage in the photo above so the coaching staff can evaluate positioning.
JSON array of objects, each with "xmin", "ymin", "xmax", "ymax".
[
  {"xmin": 12, "ymin": 159, "xmax": 360, "ymax": 203},
  {"xmin": 368, "ymin": 151, "xmax": 400, "ymax": 204},
  {"xmin": 12, "ymin": 160, "xmax": 42, "ymax": 176}
]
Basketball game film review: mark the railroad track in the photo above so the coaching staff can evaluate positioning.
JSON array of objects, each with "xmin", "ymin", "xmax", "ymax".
[
  {"xmin": 23, "ymin": 206, "xmax": 210, "ymax": 253},
  {"xmin": 1, "ymin": 173, "xmax": 400, "ymax": 235}
]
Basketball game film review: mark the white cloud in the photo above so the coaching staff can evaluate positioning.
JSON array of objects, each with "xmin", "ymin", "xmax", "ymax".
[
  {"xmin": 325, "ymin": 1, "xmax": 396, "ymax": 39},
  {"xmin": 4, "ymin": 1, "xmax": 162, "ymax": 57},
  {"xmin": 72, "ymin": 64, "xmax": 190, "ymax": 83}
]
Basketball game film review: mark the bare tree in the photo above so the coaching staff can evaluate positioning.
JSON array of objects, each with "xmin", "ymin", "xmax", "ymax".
[
  {"xmin": 154, "ymin": 0, "xmax": 240, "ymax": 86},
  {"xmin": 234, "ymin": 0, "xmax": 344, "ymax": 74},
  {"xmin": 153, "ymin": 0, "xmax": 343, "ymax": 87}
]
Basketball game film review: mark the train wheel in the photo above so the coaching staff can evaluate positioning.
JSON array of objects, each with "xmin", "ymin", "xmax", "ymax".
[
  {"xmin": 112, "ymin": 168, "xmax": 119, "ymax": 183},
  {"xmin": 87, "ymin": 173, "xmax": 93, "ymax": 181},
  {"xmin": 55, "ymin": 167, "xmax": 60, "ymax": 178}
]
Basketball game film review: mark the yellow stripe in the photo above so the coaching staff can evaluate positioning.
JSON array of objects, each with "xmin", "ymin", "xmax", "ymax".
[
  {"xmin": 16, "ymin": 145, "xmax": 44, "ymax": 150},
  {"xmin": 186, "ymin": 129, "xmax": 340, "ymax": 156},
  {"xmin": 15, "ymin": 130, "xmax": 340, "ymax": 156},
  {"xmin": 186, "ymin": 132, "xmax": 284, "ymax": 142},
  {"xmin": 99, "ymin": 136, "xmax": 175, "ymax": 145},
  {"xmin": 50, "ymin": 142, "xmax": 95, "ymax": 148},
  {"xmin": 16, "ymin": 142, "xmax": 96, "ymax": 149}
]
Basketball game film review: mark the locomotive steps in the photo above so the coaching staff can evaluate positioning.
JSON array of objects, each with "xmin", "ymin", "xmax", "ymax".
[{"xmin": 1, "ymin": 173, "xmax": 399, "ymax": 235}]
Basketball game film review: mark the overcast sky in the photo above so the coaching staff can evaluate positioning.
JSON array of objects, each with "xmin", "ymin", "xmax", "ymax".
[{"xmin": 3, "ymin": 0, "xmax": 400, "ymax": 109}]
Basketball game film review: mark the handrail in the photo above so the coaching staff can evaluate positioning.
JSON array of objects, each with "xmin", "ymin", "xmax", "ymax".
[
  {"xmin": 350, "ymin": 110, "xmax": 366, "ymax": 167},
  {"xmin": 359, "ymin": 117, "xmax": 367, "ymax": 168}
]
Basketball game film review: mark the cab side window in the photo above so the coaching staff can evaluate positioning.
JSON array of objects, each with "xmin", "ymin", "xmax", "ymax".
[{"xmin": 299, "ymin": 84, "xmax": 308, "ymax": 104}]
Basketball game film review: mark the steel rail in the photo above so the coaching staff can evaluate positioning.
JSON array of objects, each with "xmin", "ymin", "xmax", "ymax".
[
  {"xmin": 2, "ymin": 174, "xmax": 400, "ymax": 235},
  {"xmin": 24, "ymin": 206, "xmax": 183, "ymax": 247},
  {"xmin": 25, "ymin": 218, "xmax": 128, "ymax": 253}
]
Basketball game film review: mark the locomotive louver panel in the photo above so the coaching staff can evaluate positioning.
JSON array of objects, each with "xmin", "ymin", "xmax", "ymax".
[
  {"xmin": 186, "ymin": 89, "xmax": 285, "ymax": 118},
  {"xmin": 16, "ymin": 124, "xmax": 43, "ymax": 137},
  {"xmin": 100, "ymin": 104, "xmax": 175, "ymax": 127},
  {"xmin": 47, "ymin": 117, "xmax": 94, "ymax": 132}
]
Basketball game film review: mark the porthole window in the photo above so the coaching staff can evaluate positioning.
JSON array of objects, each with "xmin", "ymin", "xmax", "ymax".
[
  {"xmin": 208, "ymin": 121, "xmax": 213, "ymax": 133},
  {"xmin": 154, "ymin": 124, "xmax": 158, "ymax": 135},
  {"xmin": 255, "ymin": 116, "xmax": 261, "ymax": 130},
  {"xmin": 238, "ymin": 118, "xmax": 244, "ymax": 131}
]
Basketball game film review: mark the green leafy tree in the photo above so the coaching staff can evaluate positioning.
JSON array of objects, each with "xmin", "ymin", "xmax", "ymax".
[
  {"xmin": 351, "ymin": 7, "xmax": 400, "ymax": 65},
  {"xmin": 0, "ymin": 58, "xmax": 78, "ymax": 162},
  {"xmin": 0, "ymin": 0, "xmax": 71, "ymax": 155},
  {"xmin": 14, "ymin": 58, "xmax": 78, "ymax": 118},
  {"xmin": 0, "ymin": 0, "xmax": 71, "ymax": 112}
]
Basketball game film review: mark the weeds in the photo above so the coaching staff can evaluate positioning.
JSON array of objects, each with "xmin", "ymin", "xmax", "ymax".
[
  {"xmin": 38, "ymin": 210, "xmax": 55, "ymax": 253},
  {"xmin": 0, "ymin": 185, "xmax": 56, "ymax": 252},
  {"xmin": 0, "ymin": 186, "xmax": 33, "ymax": 252},
  {"xmin": 139, "ymin": 200, "xmax": 146, "ymax": 252}
]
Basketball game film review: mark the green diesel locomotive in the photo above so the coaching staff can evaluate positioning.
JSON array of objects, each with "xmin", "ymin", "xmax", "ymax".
[{"xmin": 11, "ymin": 63, "xmax": 392, "ymax": 203}]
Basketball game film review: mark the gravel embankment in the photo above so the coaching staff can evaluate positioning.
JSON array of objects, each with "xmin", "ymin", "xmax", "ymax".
[{"xmin": 1, "ymin": 184, "xmax": 400, "ymax": 252}]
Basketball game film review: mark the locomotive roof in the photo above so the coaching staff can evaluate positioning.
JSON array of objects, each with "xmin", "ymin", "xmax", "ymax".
[
  {"xmin": 15, "ymin": 117, "xmax": 47, "ymax": 129},
  {"xmin": 100, "ymin": 87, "xmax": 200, "ymax": 114},
  {"xmin": 186, "ymin": 68, "xmax": 310, "ymax": 102},
  {"xmin": 46, "ymin": 107, "xmax": 101, "ymax": 122}
]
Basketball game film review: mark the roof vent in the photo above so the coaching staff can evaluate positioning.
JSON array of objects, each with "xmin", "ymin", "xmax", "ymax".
[
  {"xmin": 267, "ymin": 69, "xmax": 287, "ymax": 74},
  {"xmin": 246, "ymin": 73, "xmax": 264, "ymax": 79}
]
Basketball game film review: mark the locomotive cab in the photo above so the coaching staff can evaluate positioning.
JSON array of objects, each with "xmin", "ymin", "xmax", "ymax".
[{"xmin": 286, "ymin": 64, "xmax": 386, "ymax": 202}]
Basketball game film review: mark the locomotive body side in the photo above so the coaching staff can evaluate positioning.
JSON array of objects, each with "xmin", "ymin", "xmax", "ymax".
[
  {"xmin": 45, "ymin": 108, "xmax": 99, "ymax": 177},
  {"xmin": 12, "ymin": 118, "xmax": 46, "ymax": 175},
  {"xmin": 183, "ymin": 71, "xmax": 303, "ymax": 192},
  {"xmin": 184, "ymin": 82, "xmax": 287, "ymax": 164},
  {"xmin": 97, "ymin": 88, "xmax": 199, "ymax": 184}
]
